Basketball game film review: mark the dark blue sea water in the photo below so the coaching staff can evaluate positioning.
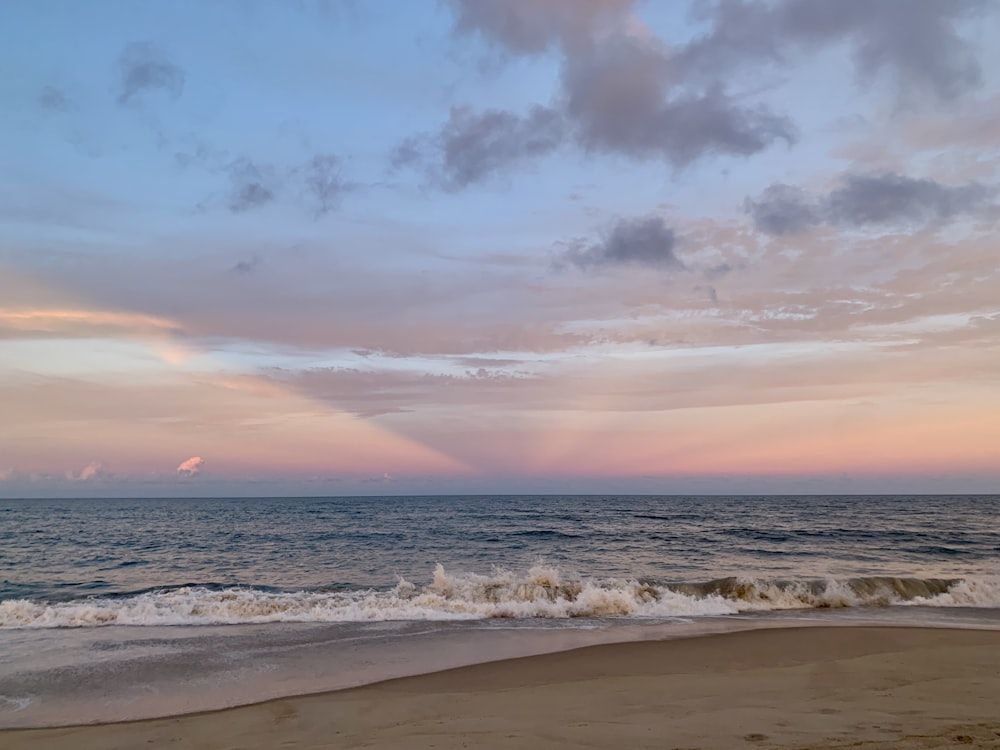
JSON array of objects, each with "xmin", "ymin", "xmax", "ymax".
[
  {"xmin": 2, "ymin": 494, "xmax": 999, "ymax": 727},
  {"xmin": 2, "ymin": 495, "xmax": 998, "ymax": 625}
]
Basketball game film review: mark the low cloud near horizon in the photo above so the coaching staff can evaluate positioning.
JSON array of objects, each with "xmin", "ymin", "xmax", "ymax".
[{"xmin": 176, "ymin": 457, "xmax": 204, "ymax": 477}]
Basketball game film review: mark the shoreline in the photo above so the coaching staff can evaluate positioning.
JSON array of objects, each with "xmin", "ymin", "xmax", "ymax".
[
  {"xmin": 4, "ymin": 610, "xmax": 1000, "ymax": 729},
  {"xmin": 4, "ymin": 625, "xmax": 1000, "ymax": 749}
]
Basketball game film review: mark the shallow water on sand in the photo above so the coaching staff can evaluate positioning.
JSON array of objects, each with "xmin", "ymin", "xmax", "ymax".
[{"xmin": 2, "ymin": 607, "xmax": 999, "ymax": 728}]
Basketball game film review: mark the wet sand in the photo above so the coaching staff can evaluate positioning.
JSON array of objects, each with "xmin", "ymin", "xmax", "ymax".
[{"xmin": 4, "ymin": 626, "xmax": 1000, "ymax": 749}]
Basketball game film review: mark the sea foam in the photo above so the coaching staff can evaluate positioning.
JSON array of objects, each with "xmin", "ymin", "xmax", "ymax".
[{"xmin": 2, "ymin": 564, "xmax": 998, "ymax": 628}]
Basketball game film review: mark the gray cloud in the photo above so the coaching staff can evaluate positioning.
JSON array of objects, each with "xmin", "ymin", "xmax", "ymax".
[
  {"xmin": 784, "ymin": 0, "xmax": 988, "ymax": 101},
  {"xmin": 117, "ymin": 42, "xmax": 185, "ymax": 105},
  {"xmin": 232, "ymin": 256, "xmax": 261, "ymax": 274},
  {"xmin": 396, "ymin": 106, "xmax": 565, "ymax": 189},
  {"xmin": 446, "ymin": 0, "xmax": 633, "ymax": 55},
  {"xmin": 226, "ymin": 158, "xmax": 277, "ymax": 213},
  {"xmin": 826, "ymin": 173, "xmax": 992, "ymax": 226},
  {"xmin": 744, "ymin": 184, "xmax": 822, "ymax": 236},
  {"xmin": 747, "ymin": 173, "xmax": 993, "ymax": 234},
  {"xmin": 304, "ymin": 154, "xmax": 348, "ymax": 215},
  {"xmin": 174, "ymin": 137, "xmax": 228, "ymax": 170},
  {"xmin": 178, "ymin": 144, "xmax": 352, "ymax": 217},
  {"xmin": 685, "ymin": 0, "xmax": 991, "ymax": 102},
  {"xmin": 38, "ymin": 86, "xmax": 71, "ymax": 111},
  {"xmin": 439, "ymin": 106, "xmax": 565, "ymax": 188},
  {"xmin": 563, "ymin": 60, "xmax": 796, "ymax": 167},
  {"xmin": 561, "ymin": 33, "xmax": 793, "ymax": 166},
  {"xmin": 676, "ymin": 0, "xmax": 784, "ymax": 81},
  {"xmin": 408, "ymin": 1, "xmax": 794, "ymax": 187},
  {"xmin": 562, "ymin": 215, "xmax": 684, "ymax": 270},
  {"xmin": 418, "ymin": 0, "xmax": 993, "ymax": 189},
  {"xmin": 388, "ymin": 137, "xmax": 423, "ymax": 171}
]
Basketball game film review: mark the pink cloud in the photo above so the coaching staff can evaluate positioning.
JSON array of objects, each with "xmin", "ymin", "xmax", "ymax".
[
  {"xmin": 78, "ymin": 461, "xmax": 103, "ymax": 481},
  {"xmin": 176, "ymin": 456, "xmax": 204, "ymax": 477}
]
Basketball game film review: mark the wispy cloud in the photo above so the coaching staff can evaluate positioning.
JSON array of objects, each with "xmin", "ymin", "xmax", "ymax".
[
  {"xmin": 447, "ymin": 0, "xmax": 632, "ymax": 55},
  {"xmin": 679, "ymin": 0, "xmax": 992, "ymax": 103},
  {"xmin": 0, "ymin": 307, "xmax": 180, "ymax": 337},
  {"xmin": 38, "ymin": 85, "xmax": 71, "ymax": 112},
  {"xmin": 303, "ymin": 154, "xmax": 350, "ymax": 215},
  {"xmin": 226, "ymin": 158, "xmax": 277, "ymax": 213},
  {"xmin": 117, "ymin": 42, "xmax": 185, "ymax": 105},
  {"xmin": 398, "ymin": 105, "xmax": 565, "ymax": 189}
]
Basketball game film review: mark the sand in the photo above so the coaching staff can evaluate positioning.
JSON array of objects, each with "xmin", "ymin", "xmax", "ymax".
[{"xmin": 4, "ymin": 626, "xmax": 1000, "ymax": 749}]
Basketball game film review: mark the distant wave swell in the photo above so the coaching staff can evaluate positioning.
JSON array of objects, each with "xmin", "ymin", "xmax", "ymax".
[{"xmin": 2, "ymin": 565, "xmax": 998, "ymax": 628}]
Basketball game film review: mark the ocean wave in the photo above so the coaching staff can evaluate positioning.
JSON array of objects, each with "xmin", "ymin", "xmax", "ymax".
[{"xmin": 1, "ymin": 565, "xmax": 999, "ymax": 628}]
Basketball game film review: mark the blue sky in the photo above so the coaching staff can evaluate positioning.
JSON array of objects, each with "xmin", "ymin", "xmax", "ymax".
[{"xmin": 1, "ymin": 0, "xmax": 999, "ymax": 496}]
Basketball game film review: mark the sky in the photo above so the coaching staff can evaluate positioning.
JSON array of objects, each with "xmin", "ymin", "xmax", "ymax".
[{"xmin": 1, "ymin": 0, "xmax": 999, "ymax": 497}]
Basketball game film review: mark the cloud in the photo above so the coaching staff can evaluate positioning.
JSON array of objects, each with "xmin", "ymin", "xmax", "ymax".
[
  {"xmin": 182, "ymin": 148, "xmax": 351, "ymax": 216},
  {"xmin": 232, "ymin": 256, "xmax": 261, "ymax": 274},
  {"xmin": 785, "ymin": 0, "xmax": 988, "ymax": 102},
  {"xmin": 412, "ymin": 106, "xmax": 566, "ymax": 189},
  {"xmin": 63, "ymin": 462, "xmax": 106, "ymax": 482},
  {"xmin": 304, "ymin": 154, "xmax": 348, "ymax": 215},
  {"xmin": 457, "ymin": 0, "xmax": 793, "ymax": 167},
  {"xmin": 681, "ymin": 0, "xmax": 992, "ymax": 102},
  {"xmin": 446, "ymin": 0, "xmax": 633, "ymax": 54},
  {"xmin": 226, "ymin": 158, "xmax": 277, "ymax": 213},
  {"xmin": 747, "ymin": 173, "xmax": 993, "ymax": 234},
  {"xmin": 826, "ymin": 173, "xmax": 993, "ymax": 226},
  {"xmin": 0, "ymin": 468, "xmax": 13, "ymax": 482},
  {"xmin": 38, "ymin": 86, "xmax": 71, "ymax": 111},
  {"xmin": 563, "ymin": 66, "xmax": 795, "ymax": 167},
  {"xmin": 176, "ymin": 456, "xmax": 204, "ymax": 477},
  {"xmin": 744, "ymin": 184, "xmax": 823, "ymax": 236},
  {"xmin": 418, "ymin": 0, "xmax": 992, "ymax": 188},
  {"xmin": 406, "ymin": 0, "xmax": 794, "ymax": 187},
  {"xmin": 560, "ymin": 215, "xmax": 684, "ymax": 270},
  {"xmin": 0, "ymin": 306, "xmax": 180, "ymax": 338},
  {"xmin": 117, "ymin": 42, "xmax": 185, "ymax": 105},
  {"xmin": 77, "ymin": 461, "xmax": 103, "ymax": 481},
  {"xmin": 388, "ymin": 138, "xmax": 424, "ymax": 171}
]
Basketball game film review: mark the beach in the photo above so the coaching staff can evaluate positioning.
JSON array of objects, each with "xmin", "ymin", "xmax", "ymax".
[
  {"xmin": 3, "ymin": 495, "xmax": 998, "ymax": 744},
  {"xmin": 4, "ymin": 626, "xmax": 999, "ymax": 750}
]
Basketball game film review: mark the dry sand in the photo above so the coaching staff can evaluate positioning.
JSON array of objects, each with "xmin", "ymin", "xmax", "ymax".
[{"xmin": 4, "ymin": 626, "xmax": 1000, "ymax": 749}]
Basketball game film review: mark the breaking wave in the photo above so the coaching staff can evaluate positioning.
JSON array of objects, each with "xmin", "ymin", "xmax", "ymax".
[{"xmin": 2, "ymin": 565, "xmax": 999, "ymax": 628}]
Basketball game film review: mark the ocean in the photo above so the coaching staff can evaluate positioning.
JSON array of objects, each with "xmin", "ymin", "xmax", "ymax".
[{"xmin": 2, "ymin": 494, "xmax": 999, "ymax": 727}]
